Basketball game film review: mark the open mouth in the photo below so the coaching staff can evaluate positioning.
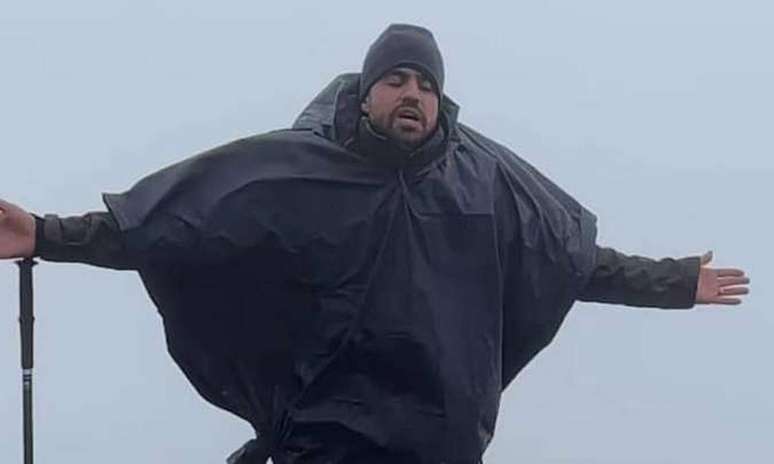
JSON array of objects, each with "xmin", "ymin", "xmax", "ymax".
[{"xmin": 395, "ymin": 108, "xmax": 423, "ymax": 125}]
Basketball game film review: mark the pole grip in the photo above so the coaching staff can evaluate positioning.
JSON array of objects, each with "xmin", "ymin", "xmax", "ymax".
[{"xmin": 17, "ymin": 258, "xmax": 36, "ymax": 370}]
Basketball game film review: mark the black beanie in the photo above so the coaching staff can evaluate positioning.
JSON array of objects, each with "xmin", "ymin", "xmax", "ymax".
[{"xmin": 359, "ymin": 24, "xmax": 445, "ymax": 101}]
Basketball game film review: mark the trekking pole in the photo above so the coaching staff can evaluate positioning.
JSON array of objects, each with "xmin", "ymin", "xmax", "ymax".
[{"xmin": 17, "ymin": 257, "xmax": 36, "ymax": 464}]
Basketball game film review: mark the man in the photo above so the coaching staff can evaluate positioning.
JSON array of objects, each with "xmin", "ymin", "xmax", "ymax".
[{"xmin": 0, "ymin": 24, "xmax": 750, "ymax": 463}]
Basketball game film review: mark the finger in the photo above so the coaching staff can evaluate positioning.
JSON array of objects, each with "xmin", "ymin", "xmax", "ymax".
[
  {"xmin": 700, "ymin": 250, "xmax": 713, "ymax": 265},
  {"xmin": 708, "ymin": 297, "xmax": 742, "ymax": 305},
  {"xmin": 718, "ymin": 277, "xmax": 750, "ymax": 286},
  {"xmin": 715, "ymin": 268, "xmax": 745, "ymax": 277},
  {"xmin": 719, "ymin": 287, "xmax": 749, "ymax": 296}
]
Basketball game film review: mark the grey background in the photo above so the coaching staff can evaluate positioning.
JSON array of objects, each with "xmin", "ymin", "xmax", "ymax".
[{"xmin": 1, "ymin": 1, "xmax": 771, "ymax": 462}]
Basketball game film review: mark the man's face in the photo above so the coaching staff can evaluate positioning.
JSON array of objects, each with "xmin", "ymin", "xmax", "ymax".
[{"xmin": 361, "ymin": 67, "xmax": 440, "ymax": 149}]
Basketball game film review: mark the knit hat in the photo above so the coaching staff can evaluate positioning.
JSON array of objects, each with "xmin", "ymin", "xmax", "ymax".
[{"xmin": 359, "ymin": 24, "xmax": 445, "ymax": 101}]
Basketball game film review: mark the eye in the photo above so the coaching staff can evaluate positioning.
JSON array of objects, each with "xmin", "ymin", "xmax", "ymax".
[
  {"xmin": 384, "ymin": 75, "xmax": 403, "ymax": 87},
  {"xmin": 419, "ymin": 79, "xmax": 434, "ymax": 92}
]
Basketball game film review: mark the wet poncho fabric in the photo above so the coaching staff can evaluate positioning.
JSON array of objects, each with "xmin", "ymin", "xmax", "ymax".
[{"xmin": 102, "ymin": 74, "xmax": 598, "ymax": 463}]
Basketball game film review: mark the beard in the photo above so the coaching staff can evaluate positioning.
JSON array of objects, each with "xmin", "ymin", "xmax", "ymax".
[{"xmin": 382, "ymin": 106, "xmax": 429, "ymax": 148}]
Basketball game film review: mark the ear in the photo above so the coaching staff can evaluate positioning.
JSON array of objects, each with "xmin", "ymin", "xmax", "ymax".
[{"xmin": 360, "ymin": 95, "xmax": 370, "ymax": 114}]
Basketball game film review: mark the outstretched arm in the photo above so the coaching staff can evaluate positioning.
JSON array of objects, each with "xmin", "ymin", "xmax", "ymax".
[
  {"xmin": 578, "ymin": 246, "xmax": 749, "ymax": 308},
  {"xmin": 0, "ymin": 198, "xmax": 135, "ymax": 270}
]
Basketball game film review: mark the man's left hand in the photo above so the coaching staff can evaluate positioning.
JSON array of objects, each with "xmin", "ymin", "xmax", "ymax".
[{"xmin": 695, "ymin": 251, "xmax": 750, "ymax": 306}]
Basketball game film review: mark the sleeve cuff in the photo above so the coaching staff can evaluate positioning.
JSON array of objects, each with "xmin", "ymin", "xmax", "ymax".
[
  {"xmin": 32, "ymin": 214, "xmax": 45, "ymax": 257},
  {"xmin": 32, "ymin": 213, "xmax": 62, "ymax": 258},
  {"xmin": 675, "ymin": 255, "xmax": 701, "ymax": 309}
]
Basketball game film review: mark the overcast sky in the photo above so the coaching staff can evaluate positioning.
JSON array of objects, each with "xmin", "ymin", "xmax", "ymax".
[{"xmin": 1, "ymin": 1, "xmax": 771, "ymax": 463}]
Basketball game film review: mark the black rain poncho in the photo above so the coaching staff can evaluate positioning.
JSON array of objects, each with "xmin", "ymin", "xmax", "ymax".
[{"xmin": 102, "ymin": 73, "xmax": 597, "ymax": 463}]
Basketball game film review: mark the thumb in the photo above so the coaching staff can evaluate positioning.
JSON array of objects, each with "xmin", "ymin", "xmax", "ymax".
[{"xmin": 700, "ymin": 250, "xmax": 713, "ymax": 266}]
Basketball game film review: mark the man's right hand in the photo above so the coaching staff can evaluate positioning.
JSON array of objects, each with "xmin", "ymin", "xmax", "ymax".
[{"xmin": 0, "ymin": 198, "xmax": 36, "ymax": 259}]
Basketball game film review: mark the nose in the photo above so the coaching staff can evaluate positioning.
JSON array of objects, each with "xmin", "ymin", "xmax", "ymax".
[{"xmin": 400, "ymin": 77, "xmax": 422, "ymax": 102}]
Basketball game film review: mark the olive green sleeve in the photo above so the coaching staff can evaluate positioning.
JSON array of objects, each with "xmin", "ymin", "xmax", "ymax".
[{"xmin": 578, "ymin": 246, "xmax": 701, "ymax": 309}]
